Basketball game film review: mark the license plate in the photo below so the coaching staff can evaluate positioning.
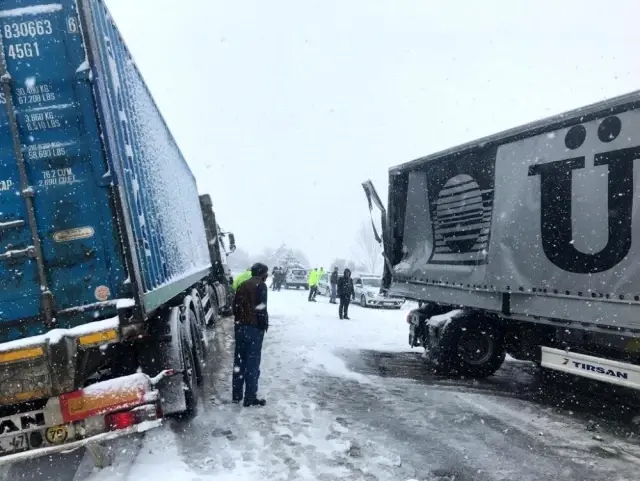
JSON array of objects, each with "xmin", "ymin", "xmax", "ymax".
[{"xmin": 0, "ymin": 433, "xmax": 28, "ymax": 456}]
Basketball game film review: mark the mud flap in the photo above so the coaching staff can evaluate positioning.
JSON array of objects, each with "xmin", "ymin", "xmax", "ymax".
[
  {"xmin": 139, "ymin": 306, "xmax": 187, "ymax": 416},
  {"xmin": 160, "ymin": 307, "xmax": 188, "ymax": 416}
]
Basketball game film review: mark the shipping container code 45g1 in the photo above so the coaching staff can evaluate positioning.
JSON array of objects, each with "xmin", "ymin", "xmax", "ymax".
[{"xmin": 1, "ymin": 19, "xmax": 55, "ymax": 59}]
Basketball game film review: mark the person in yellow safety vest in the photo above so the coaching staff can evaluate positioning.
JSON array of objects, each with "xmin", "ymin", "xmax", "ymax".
[
  {"xmin": 313, "ymin": 267, "xmax": 324, "ymax": 301},
  {"xmin": 307, "ymin": 268, "xmax": 317, "ymax": 302},
  {"xmin": 233, "ymin": 268, "xmax": 252, "ymax": 291},
  {"xmin": 308, "ymin": 267, "xmax": 324, "ymax": 302}
]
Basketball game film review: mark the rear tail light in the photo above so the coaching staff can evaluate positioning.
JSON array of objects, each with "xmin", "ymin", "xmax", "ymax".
[
  {"xmin": 106, "ymin": 411, "xmax": 137, "ymax": 431},
  {"xmin": 105, "ymin": 404, "xmax": 160, "ymax": 431}
]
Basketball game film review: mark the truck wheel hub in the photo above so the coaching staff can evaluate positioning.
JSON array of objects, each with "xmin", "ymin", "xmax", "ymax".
[{"xmin": 457, "ymin": 330, "xmax": 493, "ymax": 365}]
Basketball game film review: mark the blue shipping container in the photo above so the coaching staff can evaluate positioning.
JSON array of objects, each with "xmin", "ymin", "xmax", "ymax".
[{"xmin": 0, "ymin": 0, "xmax": 212, "ymax": 342}]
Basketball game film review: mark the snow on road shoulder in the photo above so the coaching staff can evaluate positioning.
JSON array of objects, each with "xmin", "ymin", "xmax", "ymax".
[
  {"xmin": 169, "ymin": 291, "xmax": 418, "ymax": 480},
  {"xmin": 77, "ymin": 288, "xmax": 640, "ymax": 481},
  {"xmin": 267, "ymin": 290, "xmax": 416, "ymax": 383},
  {"xmin": 81, "ymin": 290, "xmax": 418, "ymax": 481},
  {"xmin": 126, "ymin": 429, "xmax": 196, "ymax": 480},
  {"xmin": 77, "ymin": 429, "xmax": 195, "ymax": 481}
]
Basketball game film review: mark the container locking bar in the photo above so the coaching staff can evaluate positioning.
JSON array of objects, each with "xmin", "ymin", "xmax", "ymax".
[
  {"xmin": 0, "ymin": 219, "xmax": 25, "ymax": 231},
  {"xmin": 0, "ymin": 246, "xmax": 35, "ymax": 261}
]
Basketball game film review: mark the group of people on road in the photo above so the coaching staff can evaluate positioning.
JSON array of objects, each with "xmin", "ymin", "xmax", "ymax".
[
  {"xmin": 270, "ymin": 266, "xmax": 285, "ymax": 291},
  {"xmin": 229, "ymin": 262, "xmax": 357, "ymax": 407},
  {"xmin": 307, "ymin": 266, "xmax": 355, "ymax": 319}
]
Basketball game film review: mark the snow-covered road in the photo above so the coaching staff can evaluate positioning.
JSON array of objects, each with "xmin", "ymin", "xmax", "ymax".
[{"xmin": 5, "ymin": 289, "xmax": 640, "ymax": 481}]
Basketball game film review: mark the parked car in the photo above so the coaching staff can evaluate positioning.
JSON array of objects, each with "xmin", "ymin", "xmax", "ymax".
[
  {"xmin": 285, "ymin": 268, "xmax": 309, "ymax": 289},
  {"xmin": 353, "ymin": 275, "xmax": 404, "ymax": 308},
  {"xmin": 318, "ymin": 273, "xmax": 331, "ymax": 296}
]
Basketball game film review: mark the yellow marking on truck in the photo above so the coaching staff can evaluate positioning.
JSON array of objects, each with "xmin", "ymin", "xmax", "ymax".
[
  {"xmin": 626, "ymin": 338, "xmax": 640, "ymax": 353},
  {"xmin": 0, "ymin": 390, "xmax": 46, "ymax": 404},
  {"xmin": 0, "ymin": 346, "xmax": 44, "ymax": 364},
  {"xmin": 78, "ymin": 329, "xmax": 118, "ymax": 347},
  {"xmin": 45, "ymin": 425, "xmax": 68, "ymax": 445},
  {"xmin": 66, "ymin": 389, "xmax": 139, "ymax": 416}
]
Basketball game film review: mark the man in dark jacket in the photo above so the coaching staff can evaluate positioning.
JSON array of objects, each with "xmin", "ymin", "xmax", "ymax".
[
  {"xmin": 337, "ymin": 268, "xmax": 355, "ymax": 319},
  {"xmin": 329, "ymin": 267, "xmax": 339, "ymax": 304},
  {"xmin": 232, "ymin": 262, "xmax": 269, "ymax": 407}
]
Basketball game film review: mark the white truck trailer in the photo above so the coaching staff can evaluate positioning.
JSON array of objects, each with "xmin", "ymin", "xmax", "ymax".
[{"xmin": 363, "ymin": 90, "xmax": 640, "ymax": 389}]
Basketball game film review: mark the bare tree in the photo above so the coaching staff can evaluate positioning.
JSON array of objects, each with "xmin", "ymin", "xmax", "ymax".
[
  {"xmin": 352, "ymin": 222, "xmax": 382, "ymax": 275},
  {"xmin": 257, "ymin": 244, "xmax": 310, "ymax": 271}
]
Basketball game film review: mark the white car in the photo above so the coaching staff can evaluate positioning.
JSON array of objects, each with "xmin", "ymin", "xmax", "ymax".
[
  {"xmin": 353, "ymin": 275, "xmax": 404, "ymax": 309},
  {"xmin": 317, "ymin": 272, "xmax": 331, "ymax": 296},
  {"xmin": 284, "ymin": 268, "xmax": 309, "ymax": 289}
]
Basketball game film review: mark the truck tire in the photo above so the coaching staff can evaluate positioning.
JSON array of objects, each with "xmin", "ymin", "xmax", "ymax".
[
  {"xmin": 180, "ymin": 320, "xmax": 199, "ymax": 416},
  {"xmin": 188, "ymin": 307, "xmax": 206, "ymax": 386},
  {"xmin": 138, "ymin": 306, "xmax": 199, "ymax": 417},
  {"xmin": 204, "ymin": 284, "xmax": 219, "ymax": 327},
  {"xmin": 190, "ymin": 289, "xmax": 209, "ymax": 353},
  {"xmin": 210, "ymin": 296, "xmax": 220, "ymax": 326},
  {"xmin": 435, "ymin": 316, "xmax": 506, "ymax": 378}
]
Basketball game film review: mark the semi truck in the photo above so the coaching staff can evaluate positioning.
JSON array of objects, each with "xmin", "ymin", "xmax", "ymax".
[
  {"xmin": 0, "ymin": 0, "xmax": 235, "ymax": 463},
  {"xmin": 363, "ymin": 90, "xmax": 640, "ymax": 389}
]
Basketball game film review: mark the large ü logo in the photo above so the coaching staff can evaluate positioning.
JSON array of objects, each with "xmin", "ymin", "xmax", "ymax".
[{"xmin": 528, "ymin": 116, "xmax": 639, "ymax": 274}]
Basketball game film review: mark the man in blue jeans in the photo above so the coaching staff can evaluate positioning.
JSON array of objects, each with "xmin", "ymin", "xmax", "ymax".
[
  {"xmin": 329, "ymin": 267, "xmax": 339, "ymax": 304},
  {"xmin": 232, "ymin": 262, "xmax": 269, "ymax": 407}
]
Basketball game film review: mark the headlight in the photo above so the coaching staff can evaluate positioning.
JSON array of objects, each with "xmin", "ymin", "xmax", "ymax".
[{"xmin": 366, "ymin": 292, "xmax": 374, "ymax": 297}]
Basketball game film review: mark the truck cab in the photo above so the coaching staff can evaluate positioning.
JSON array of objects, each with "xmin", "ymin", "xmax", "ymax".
[{"xmin": 199, "ymin": 194, "xmax": 236, "ymax": 318}]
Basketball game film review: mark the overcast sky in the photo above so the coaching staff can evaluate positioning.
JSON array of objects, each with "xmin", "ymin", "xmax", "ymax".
[{"xmin": 106, "ymin": 0, "xmax": 639, "ymax": 267}]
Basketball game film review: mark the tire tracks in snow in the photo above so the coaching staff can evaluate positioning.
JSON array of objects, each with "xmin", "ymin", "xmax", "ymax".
[{"xmin": 310, "ymin": 359, "xmax": 640, "ymax": 481}]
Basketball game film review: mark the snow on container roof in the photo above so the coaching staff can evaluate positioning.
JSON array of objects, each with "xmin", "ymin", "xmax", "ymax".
[{"xmin": 0, "ymin": 4, "xmax": 63, "ymax": 17}]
